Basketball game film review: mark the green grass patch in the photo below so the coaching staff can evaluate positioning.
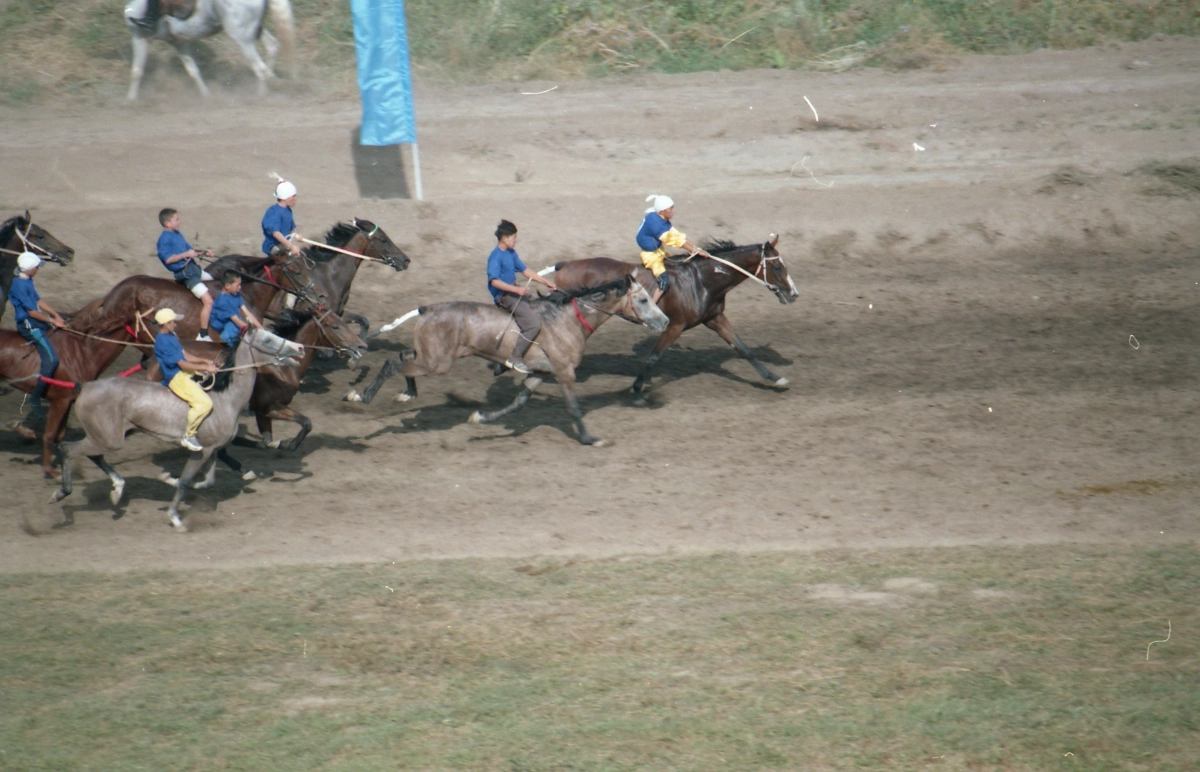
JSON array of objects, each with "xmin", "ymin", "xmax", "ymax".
[
  {"xmin": 2, "ymin": 0, "xmax": 1199, "ymax": 101},
  {"xmin": 2, "ymin": 544, "xmax": 1198, "ymax": 769}
]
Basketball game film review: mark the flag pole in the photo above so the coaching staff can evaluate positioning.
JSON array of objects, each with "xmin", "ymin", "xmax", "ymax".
[{"xmin": 411, "ymin": 143, "xmax": 423, "ymax": 201}]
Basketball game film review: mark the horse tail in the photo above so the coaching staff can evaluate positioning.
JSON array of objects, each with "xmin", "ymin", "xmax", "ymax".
[
  {"xmin": 373, "ymin": 308, "xmax": 421, "ymax": 337},
  {"xmin": 266, "ymin": 0, "xmax": 296, "ymax": 77}
]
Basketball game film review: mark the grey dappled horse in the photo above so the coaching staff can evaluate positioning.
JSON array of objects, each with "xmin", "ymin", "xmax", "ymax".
[
  {"xmin": 124, "ymin": 0, "xmax": 294, "ymax": 100},
  {"xmin": 347, "ymin": 276, "xmax": 669, "ymax": 446},
  {"xmin": 52, "ymin": 328, "xmax": 304, "ymax": 531}
]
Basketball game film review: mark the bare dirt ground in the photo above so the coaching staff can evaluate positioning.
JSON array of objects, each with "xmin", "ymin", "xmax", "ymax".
[{"xmin": 2, "ymin": 37, "xmax": 1198, "ymax": 573}]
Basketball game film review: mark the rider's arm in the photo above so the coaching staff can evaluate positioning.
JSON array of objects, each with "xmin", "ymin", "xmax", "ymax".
[
  {"xmin": 179, "ymin": 349, "xmax": 217, "ymax": 372},
  {"xmin": 490, "ymin": 278, "xmax": 528, "ymax": 295},
  {"xmin": 30, "ymin": 301, "xmax": 65, "ymax": 327},
  {"xmin": 522, "ymin": 268, "xmax": 557, "ymax": 291},
  {"xmin": 239, "ymin": 305, "xmax": 263, "ymax": 329}
]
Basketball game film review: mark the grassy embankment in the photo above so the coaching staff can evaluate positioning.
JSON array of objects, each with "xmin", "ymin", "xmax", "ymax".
[
  {"xmin": 2, "ymin": 544, "xmax": 1198, "ymax": 769},
  {"xmin": 0, "ymin": 0, "xmax": 1197, "ymax": 102}
]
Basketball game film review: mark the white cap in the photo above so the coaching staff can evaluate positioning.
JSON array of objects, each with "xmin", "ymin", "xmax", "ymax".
[
  {"xmin": 645, "ymin": 194, "xmax": 674, "ymax": 214},
  {"xmin": 17, "ymin": 252, "xmax": 41, "ymax": 272},
  {"xmin": 154, "ymin": 308, "xmax": 179, "ymax": 325},
  {"xmin": 275, "ymin": 180, "xmax": 297, "ymax": 199}
]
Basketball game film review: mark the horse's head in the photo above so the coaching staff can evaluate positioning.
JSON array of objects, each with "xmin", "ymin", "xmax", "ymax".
[
  {"xmin": 269, "ymin": 249, "xmax": 333, "ymax": 313},
  {"xmin": 619, "ymin": 274, "xmax": 670, "ymax": 332},
  {"xmin": 312, "ymin": 309, "xmax": 368, "ymax": 360},
  {"xmin": 6, "ymin": 211, "xmax": 75, "ymax": 266},
  {"xmin": 244, "ymin": 327, "xmax": 305, "ymax": 368},
  {"xmin": 760, "ymin": 234, "xmax": 798, "ymax": 305},
  {"xmin": 351, "ymin": 218, "xmax": 410, "ymax": 271}
]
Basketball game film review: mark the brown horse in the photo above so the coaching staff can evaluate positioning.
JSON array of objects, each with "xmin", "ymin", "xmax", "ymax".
[
  {"xmin": 346, "ymin": 276, "xmax": 669, "ymax": 446},
  {"xmin": 0, "ymin": 213, "xmax": 76, "ymax": 324},
  {"xmin": 301, "ymin": 219, "xmax": 410, "ymax": 333},
  {"xmin": 1, "ymin": 302, "xmax": 143, "ymax": 476},
  {"xmin": 548, "ymin": 236, "xmax": 798, "ymax": 400}
]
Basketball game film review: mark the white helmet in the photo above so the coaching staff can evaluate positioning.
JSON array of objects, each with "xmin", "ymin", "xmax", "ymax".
[
  {"xmin": 275, "ymin": 180, "xmax": 297, "ymax": 200},
  {"xmin": 645, "ymin": 194, "xmax": 674, "ymax": 214},
  {"xmin": 17, "ymin": 251, "xmax": 41, "ymax": 272}
]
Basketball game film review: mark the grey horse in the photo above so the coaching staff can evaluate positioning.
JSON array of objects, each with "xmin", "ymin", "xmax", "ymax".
[
  {"xmin": 124, "ymin": 0, "xmax": 294, "ymax": 100},
  {"xmin": 51, "ymin": 328, "xmax": 304, "ymax": 531},
  {"xmin": 346, "ymin": 275, "xmax": 669, "ymax": 446}
]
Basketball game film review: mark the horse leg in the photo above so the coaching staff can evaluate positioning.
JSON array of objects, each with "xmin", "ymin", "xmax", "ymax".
[
  {"xmin": 217, "ymin": 447, "xmax": 257, "ymax": 481},
  {"xmin": 260, "ymin": 28, "xmax": 280, "ymax": 74},
  {"xmin": 128, "ymin": 35, "xmax": 150, "ymax": 100},
  {"xmin": 470, "ymin": 376, "xmax": 542, "ymax": 424},
  {"xmin": 264, "ymin": 406, "xmax": 312, "ymax": 451},
  {"xmin": 39, "ymin": 398, "xmax": 69, "ymax": 478},
  {"xmin": 167, "ymin": 450, "xmax": 211, "ymax": 531},
  {"xmin": 191, "ymin": 454, "xmax": 219, "ymax": 490},
  {"xmin": 50, "ymin": 436, "xmax": 105, "ymax": 503},
  {"xmin": 89, "ymin": 455, "xmax": 126, "ymax": 506},
  {"xmin": 396, "ymin": 376, "xmax": 418, "ymax": 403},
  {"xmin": 704, "ymin": 313, "xmax": 788, "ymax": 387},
  {"xmin": 557, "ymin": 368, "xmax": 604, "ymax": 446},
  {"xmin": 254, "ymin": 410, "xmax": 275, "ymax": 449},
  {"xmin": 631, "ymin": 321, "xmax": 686, "ymax": 402},
  {"xmin": 345, "ymin": 357, "xmax": 403, "ymax": 404},
  {"xmin": 173, "ymin": 41, "xmax": 211, "ymax": 98},
  {"xmin": 343, "ymin": 312, "xmax": 370, "ymax": 340},
  {"xmin": 231, "ymin": 37, "xmax": 273, "ymax": 95}
]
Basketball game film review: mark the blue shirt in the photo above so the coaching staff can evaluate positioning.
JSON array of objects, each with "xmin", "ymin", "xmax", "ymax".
[
  {"xmin": 210, "ymin": 292, "xmax": 244, "ymax": 332},
  {"xmin": 636, "ymin": 212, "xmax": 673, "ymax": 251},
  {"xmin": 486, "ymin": 247, "xmax": 527, "ymax": 302},
  {"xmin": 262, "ymin": 204, "xmax": 296, "ymax": 255},
  {"xmin": 157, "ymin": 230, "xmax": 192, "ymax": 272},
  {"xmin": 8, "ymin": 276, "xmax": 41, "ymax": 324},
  {"xmin": 154, "ymin": 332, "xmax": 185, "ymax": 386}
]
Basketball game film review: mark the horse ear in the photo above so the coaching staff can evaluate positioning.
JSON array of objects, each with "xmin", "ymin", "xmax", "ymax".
[
  {"xmin": 22, "ymin": 210, "xmax": 30, "ymax": 223},
  {"xmin": 768, "ymin": 233, "xmax": 778, "ymax": 247}
]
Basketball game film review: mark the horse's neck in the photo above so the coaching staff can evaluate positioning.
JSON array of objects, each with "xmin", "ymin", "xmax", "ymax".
[
  {"xmin": 288, "ymin": 320, "xmax": 321, "ymax": 375},
  {"xmin": 325, "ymin": 235, "xmax": 367, "ymax": 303},
  {"xmin": 697, "ymin": 247, "xmax": 760, "ymax": 293},
  {"xmin": 217, "ymin": 340, "xmax": 261, "ymax": 407},
  {"xmin": 241, "ymin": 280, "xmax": 277, "ymax": 316},
  {"xmin": 0, "ymin": 257, "xmax": 14, "ymax": 296},
  {"xmin": 52, "ymin": 329, "xmax": 131, "ymax": 380}
]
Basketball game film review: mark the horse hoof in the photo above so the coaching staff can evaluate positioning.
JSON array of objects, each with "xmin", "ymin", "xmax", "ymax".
[
  {"xmin": 590, "ymin": 439, "xmax": 607, "ymax": 448},
  {"xmin": 773, "ymin": 377, "xmax": 789, "ymax": 387},
  {"xmin": 110, "ymin": 482, "xmax": 125, "ymax": 506},
  {"xmin": 49, "ymin": 489, "xmax": 67, "ymax": 504},
  {"xmin": 394, "ymin": 392, "xmax": 413, "ymax": 403},
  {"xmin": 172, "ymin": 522, "xmax": 189, "ymax": 533},
  {"xmin": 43, "ymin": 468, "xmax": 61, "ymax": 480},
  {"xmin": 468, "ymin": 411, "xmax": 484, "ymax": 424},
  {"xmin": 159, "ymin": 471, "xmax": 178, "ymax": 486},
  {"xmin": 344, "ymin": 390, "xmax": 362, "ymax": 402},
  {"xmin": 13, "ymin": 424, "xmax": 37, "ymax": 440},
  {"xmin": 268, "ymin": 440, "xmax": 282, "ymax": 449},
  {"xmin": 242, "ymin": 470, "xmax": 257, "ymax": 481}
]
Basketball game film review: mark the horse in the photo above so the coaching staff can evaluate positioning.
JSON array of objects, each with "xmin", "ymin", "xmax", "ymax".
[
  {"xmin": 144, "ymin": 306, "xmax": 368, "ymax": 451},
  {"xmin": 52, "ymin": 327, "xmax": 305, "ymax": 531},
  {"xmin": 545, "ymin": 236, "xmax": 798, "ymax": 400},
  {"xmin": 0, "ymin": 213, "xmax": 76, "ymax": 324},
  {"xmin": 301, "ymin": 219, "xmax": 411, "ymax": 334},
  {"xmin": 0, "ymin": 302, "xmax": 143, "ymax": 477},
  {"xmin": 124, "ymin": 0, "xmax": 295, "ymax": 100},
  {"xmin": 345, "ymin": 276, "xmax": 669, "ymax": 446}
]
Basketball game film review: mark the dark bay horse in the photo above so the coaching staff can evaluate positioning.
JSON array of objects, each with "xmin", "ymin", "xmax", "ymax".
[
  {"xmin": 346, "ymin": 277, "xmax": 669, "ymax": 446},
  {"xmin": 1, "ymin": 302, "xmax": 141, "ymax": 476},
  {"xmin": 548, "ymin": 235, "xmax": 798, "ymax": 400},
  {"xmin": 0, "ymin": 213, "xmax": 76, "ymax": 324},
  {"xmin": 300, "ymin": 219, "xmax": 410, "ymax": 333}
]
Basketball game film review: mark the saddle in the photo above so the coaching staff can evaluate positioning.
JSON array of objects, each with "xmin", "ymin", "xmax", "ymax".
[
  {"xmin": 205, "ymin": 254, "xmax": 275, "ymax": 283},
  {"xmin": 160, "ymin": 0, "xmax": 197, "ymax": 20}
]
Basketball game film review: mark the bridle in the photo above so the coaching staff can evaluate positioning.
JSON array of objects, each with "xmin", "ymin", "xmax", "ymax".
[
  {"xmin": 309, "ymin": 306, "xmax": 361, "ymax": 356},
  {"xmin": 700, "ymin": 242, "xmax": 788, "ymax": 298},
  {"xmin": 1, "ymin": 219, "xmax": 71, "ymax": 264}
]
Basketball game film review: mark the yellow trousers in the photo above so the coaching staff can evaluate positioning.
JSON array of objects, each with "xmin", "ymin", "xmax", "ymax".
[
  {"xmin": 639, "ymin": 227, "xmax": 688, "ymax": 277},
  {"xmin": 168, "ymin": 372, "xmax": 213, "ymax": 438}
]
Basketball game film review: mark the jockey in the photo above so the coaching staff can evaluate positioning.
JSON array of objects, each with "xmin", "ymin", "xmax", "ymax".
[
  {"xmin": 153, "ymin": 308, "xmax": 218, "ymax": 452},
  {"xmin": 636, "ymin": 194, "xmax": 711, "ymax": 304},
  {"xmin": 157, "ymin": 207, "xmax": 215, "ymax": 340},
  {"xmin": 9, "ymin": 252, "xmax": 66, "ymax": 421},
  {"xmin": 262, "ymin": 179, "xmax": 302, "ymax": 258},
  {"xmin": 486, "ymin": 220, "xmax": 556, "ymax": 374},
  {"xmin": 209, "ymin": 273, "xmax": 263, "ymax": 347}
]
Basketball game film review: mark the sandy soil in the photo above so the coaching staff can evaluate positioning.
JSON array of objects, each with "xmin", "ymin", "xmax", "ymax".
[{"xmin": 2, "ymin": 37, "xmax": 1198, "ymax": 573}]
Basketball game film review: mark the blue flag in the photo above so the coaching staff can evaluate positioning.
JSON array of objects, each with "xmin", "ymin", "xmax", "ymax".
[{"xmin": 351, "ymin": 0, "xmax": 417, "ymax": 146}]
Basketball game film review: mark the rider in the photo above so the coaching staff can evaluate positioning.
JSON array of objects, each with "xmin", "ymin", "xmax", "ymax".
[
  {"xmin": 153, "ymin": 308, "xmax": 218, "ymax": 452},
  {"xmin": 486, "ymin": 220, "xmax": 556, "ymax": 374},
  {"xmin": 157, "ymin": 207, "xmax": 215, "ymax": 340},
  {"xmin": 9, "ymin": 252, "xmax": 66, "ymax": 421},
  {"xmin": 262, "ymin": 179, "xmax": 302, "ymax": 258},
  {"xmin": 636, "ymin": 194, "xmax": 711, "ymax": 304},
  {"xmin": 209, "ymin": 273, "xmax": 263, "ymax": 347}
]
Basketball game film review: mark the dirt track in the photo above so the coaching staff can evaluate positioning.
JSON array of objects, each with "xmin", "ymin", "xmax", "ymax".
[{"xmin": 2, "ymin": 37, "xmax": 1198, "ymax": 573}]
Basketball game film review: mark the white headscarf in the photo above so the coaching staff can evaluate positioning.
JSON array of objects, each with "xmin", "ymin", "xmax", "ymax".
[
  {"xmin": 17, "ymin": 251, "xmax": 41, "ymax": 273},
  {"xmin": 645, "ymin": 194, "xmax": 674, "ymax": 214}
]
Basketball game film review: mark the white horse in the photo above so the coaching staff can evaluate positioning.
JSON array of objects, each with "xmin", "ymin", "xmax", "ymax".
[{"xmin": 124, "ymin": 0, "xmax": 294, "ymax": 100}]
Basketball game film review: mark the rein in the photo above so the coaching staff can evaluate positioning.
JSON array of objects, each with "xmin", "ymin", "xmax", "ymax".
[
  {"xmin": 1, "ymin": 220, "xmax": 66, "ymax": 263},
  {"xmin": 298, "ymin": 237, "xmax": 383, "ymax": 262},
  {"xmin": 570, "ymin": 298, "xmax": 596, "ymax": 333},
  {"xmin": 697, "ymin": 244, "xmax": 780, "ymax": 290}
]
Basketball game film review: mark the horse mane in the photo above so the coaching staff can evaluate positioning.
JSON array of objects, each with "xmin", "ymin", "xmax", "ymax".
[
  {"xmin": 539, "ymin": 276, "xmax": 632, "ymax": 306},
  {"xmin": 67, "ymin": 299, "xmax": 130, "ymax": 335},
  {"xmin": 702, "ymin": 239, "xmax": 743, "ymax": 254},
  {"xmin": 0, "ymin": 215, "xmax": 25, "ymax": 249},
  {"xmin": 304, "ymin": 222, "xmax": 360, "ymax": 263},
  {"xmin": 209, "ymin": 349, "xmax": 234, "ymax": 393}
]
